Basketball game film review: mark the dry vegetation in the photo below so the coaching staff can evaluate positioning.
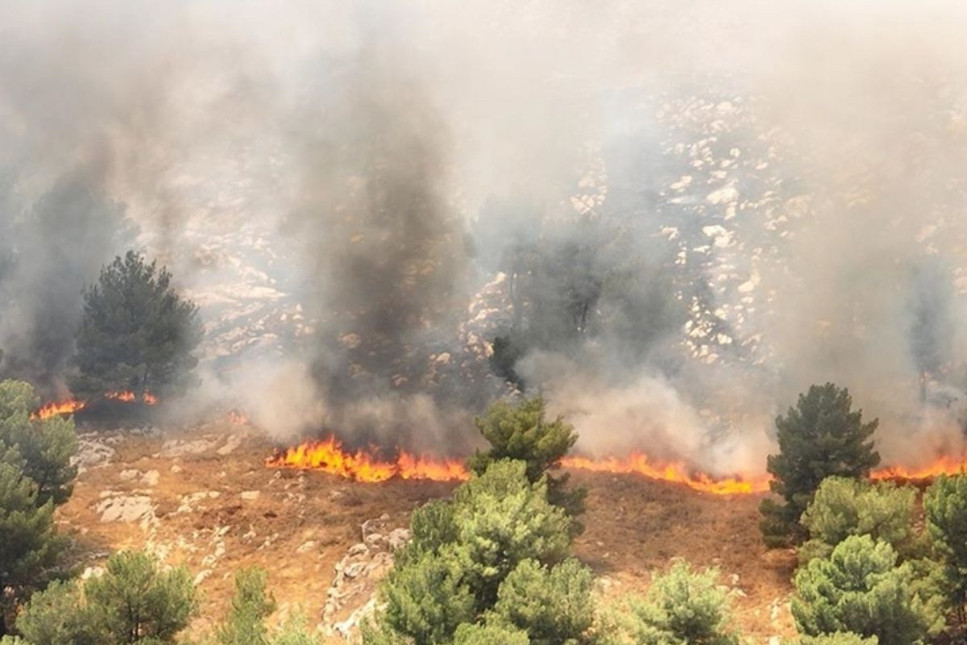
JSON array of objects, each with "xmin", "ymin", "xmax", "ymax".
[{"xmin": 56, "ymin": 420, "xmax": 798, "ymax": 642}]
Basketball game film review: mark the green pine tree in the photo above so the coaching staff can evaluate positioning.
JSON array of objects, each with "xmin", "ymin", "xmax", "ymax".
[
  {"xmin": 761, "ymin": 383, "xmax": 880, "ymax": 547},
  {"xmin": 72, "ymin": 251, "xmax": 203, "ymax": 399}
]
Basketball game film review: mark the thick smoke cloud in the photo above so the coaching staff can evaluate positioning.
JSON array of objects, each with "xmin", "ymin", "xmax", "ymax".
[{"xmin": 3, "ymin": 0, "xmax": 967, "ymax": 471}]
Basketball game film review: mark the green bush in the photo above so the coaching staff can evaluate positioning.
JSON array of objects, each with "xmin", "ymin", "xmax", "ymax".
[
  {"xmin": 15, "ymin": 550, "xmax": 195, "ymax": 644},
  {"xmin": 924, "ymin": 473, "xmax": 967, "ymax": 624},
  {"xmin": 15, "ymin": 580, "xmax": 95, "ymax": 645},
  {"xmin": 799, "ymin": 477, "xmax": 916, "ymax": 563},
  {"xmin": 269, "ymin": 611, "xmax": 322, "ymax": 645},
  {"xmin": 761, "ymin": 384, "xmax": 880, "ymax": 547},
  {"xmin": 453, "ymin": 622, "xmax": 530, "ymax": 645},
  {"xmin": 217, "ymin": 567, "xmax": 276, "ymax": 645},
  {"xmin": 0, "ymin": 380, "xmax": 78, "ymax": 506},
  {"xmin": 491, "ymin": 558, "xmax": 593, "ymax": 645},
  {"xmin": 368, "ymin": 549, "xmax": 475, "ymax": 645},
  {"xmin": 452, "ymin": 460, "xmax": 572, "ymax": 607},
  {"xmin": 791, "ymin": 535, "xmax": 937, "ymax": 645},
  {"xmin": 0, "ymin": 380, "xmax": 76, "ymax": 633},
  {"xmin": 799, "ymin": 634, "xmax": 878, "ymax": 645},
  {"xmin": 468, "ymin": 397, "xmax": 586, "ymax": 526},
  {"xmin": 600, "ymin": 560, "xmax": 738, "ymax": 645}
]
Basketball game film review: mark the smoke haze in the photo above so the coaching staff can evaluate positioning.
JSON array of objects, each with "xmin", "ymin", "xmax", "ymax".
[{"xmin": 3, "ymin": 0, "xmax": 967, "ymax": 471}]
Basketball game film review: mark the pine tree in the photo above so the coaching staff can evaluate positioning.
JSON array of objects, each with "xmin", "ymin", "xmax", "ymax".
[
  {"xmin": 72, "ymin": 251, "xmax": 203, "ymax": 399},
  {"xmin": 760, "ymin": 383, "xmax": 880, "ymax": 547},
  {"xmin": 792, "ymin": 535, "xmax": 937, "ymax": 645},
  {"xmin": 924, "ymin": 474, "xmax": 967, "ymax": 624},
  {"xmin": 469, "ymin": 397, "xmax": 586, "ymax": 529},
  {"xmin": 218, "ymin": 568, "xmax": 276, "ymax": 645}
]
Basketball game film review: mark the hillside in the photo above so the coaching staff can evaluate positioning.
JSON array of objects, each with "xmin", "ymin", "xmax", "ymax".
[{"xmin": 55, "ymin": 419, "xmax": 798, "ymax": 643}]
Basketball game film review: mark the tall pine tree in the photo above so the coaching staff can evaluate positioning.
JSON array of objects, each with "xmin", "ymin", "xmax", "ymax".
[
  {"xmin": 760, "ymin": 383, "xmax": 880, "ymax": 547},
  {"xmin": 72, "ymin": 251, "xmax": 203, "ymax": 399}
]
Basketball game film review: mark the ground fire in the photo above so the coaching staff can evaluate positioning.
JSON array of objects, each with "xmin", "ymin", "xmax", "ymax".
[{"xmin": 266, "ymin": 436, "xmax": 967, "ymax": 494}]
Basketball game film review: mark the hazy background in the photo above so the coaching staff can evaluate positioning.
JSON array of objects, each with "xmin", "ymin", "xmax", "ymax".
[{"xmin": 2, "ymin": 0, "xmax": 967, "ymax": 474}]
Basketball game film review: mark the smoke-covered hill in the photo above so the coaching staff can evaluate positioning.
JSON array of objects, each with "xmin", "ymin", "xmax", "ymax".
[{"xmin": 3, "ymin": 0, "xmax": 967, "ymax": 474}]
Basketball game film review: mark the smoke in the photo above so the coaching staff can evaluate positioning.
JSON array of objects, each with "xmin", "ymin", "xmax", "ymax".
[{"xmin": 3, "ymin": 0, "xmax": 967, "ymax": 470}]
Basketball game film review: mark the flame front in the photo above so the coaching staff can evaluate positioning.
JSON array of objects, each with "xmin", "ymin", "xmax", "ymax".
[
  {"xmin": 266, "ymin": 438, "xmax": 766, "ymax": 492},
  {"xmin": 559, "ymin": 454, "xmax": 772, "ymax": 495},
  {"xmin": 106, "ymin": 390, "xmax": 158, "ymax": 405},
  {"xmin": 267, "ymin": 439, "xmax": 967, "ymax": 493},
  {"xmin": 267, "ymin": 437, "xmax": 470, "ymax": 483},
  {"xmin": 30, "ymin": 399, "xmax": 87, "ymax": 421},
  {"xmin": 871, "ymin": 457, "xmax": 967, "ymax": 482}
]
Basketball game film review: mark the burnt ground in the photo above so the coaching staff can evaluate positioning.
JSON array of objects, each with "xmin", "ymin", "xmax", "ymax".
[{"xmin": 55, "ymin": 419, "xmax": 798, "ymax": 643}]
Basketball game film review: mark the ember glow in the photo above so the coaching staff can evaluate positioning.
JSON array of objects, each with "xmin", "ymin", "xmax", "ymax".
[
  {"xmin": 30, "ymin": 399, "xmax": 87, "ymax": 421},
  {"xmin": 268, "ymin": 438, "xmax": 967, "ymax": 493}
]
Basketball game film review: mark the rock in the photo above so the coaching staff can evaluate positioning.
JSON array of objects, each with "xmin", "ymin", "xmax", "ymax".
[
  {"xmin": 240, "ymin": 490, "xmax": 260, "ymax": 501},
  {"xmin": 119, "ymin": 469, "xmax": 140, "ymax": 482},
  {"xmin": 158, "ymin": 437, "xmax": 219, "ymax": 458},
  {"xmin": 347, "ymin": 543, "xmax": 369, "ymax": 557},
  {"xmin": 141, "ymin": 470, "xmax": 160, "ymax": 486},
  {"xmin": 387, "ymin": 528, "xmax": 411, "ymax": 550},
  {"xmin": 194, "ymin": 569, "xmax": 212, "ymax": 586},
  {"xmin": 297, "ymin": 541, "xmax": 317, "ymax": 554},
  {"xmin": 217, "ymin": 433, "xmax": 244, "ymax": 456},
  {"xmin": 95, "ymin": 495, "xmax": 154, "ymax": 523},
  {"xmin": 170, "ymin": 464, "xmax": 183, "ymax": 474},
  {"xmin": 72, "ymin": 435, "xmax": 116, "ymax": 473}
]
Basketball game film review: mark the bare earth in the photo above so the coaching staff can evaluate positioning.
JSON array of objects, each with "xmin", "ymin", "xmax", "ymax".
[{"xmin": 56, "ymin": 419, "xmax": 798, "ymax": 643}]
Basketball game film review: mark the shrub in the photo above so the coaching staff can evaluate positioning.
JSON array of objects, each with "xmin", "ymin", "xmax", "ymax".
[
  {"xmin": 491, "ymin": 558, "xmax": 594, "ymax": 645},
  {"xmin": 791, "ymin": 535, "xmax": 937, "ymax": 645},
  {"xmin": 468, "ymin": 397, "xmax": 586, "ymax": 526},
  {"xmin": 218, "ymin": 567, "xmax": 276, "ymax": 645},
  {"xmin": 799, "ymin": 477, "xmax": 916, "ymax": 563},
  {"xmin": 600, "ymin": 560, "xmax": 738, "ymax": 645},
  {"xmin": 761, "ymin": 383, "xmax": 880, "ymax": 547},
  {"xmin": 799, "ymin": 635, "xmax": 878, "ymax": 645},
  {"xmin": 367, "ymin": 549, "xmax": 475, "ymax": 645},
  {"xmin": 453, "ymin": 622, "xmax": 530, "ymax": 645},
  {"xmin": 452, "ymin": 460, "xmax": 572, "ymax": 607},
  {"xmin": 924, "ymin": 473, "xmax": 967, "ymax": 624},
  {"xmin": 15, "ymin": 580, "xmax": 95, "ymax": 645},
  {"xmin": 84, "ymin": 550, "xmax": 196, "ymax": 644}
]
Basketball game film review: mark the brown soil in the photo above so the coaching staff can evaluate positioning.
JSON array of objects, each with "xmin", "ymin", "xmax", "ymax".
[{"xmin": 56, "ymin": 420, "xmax": 797, "ymax": 642}]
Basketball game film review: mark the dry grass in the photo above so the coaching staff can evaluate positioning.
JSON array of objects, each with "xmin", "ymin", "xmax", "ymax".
[{"xmin": 56, "ymin": 423, "xmax": 797, "ymax": 642}]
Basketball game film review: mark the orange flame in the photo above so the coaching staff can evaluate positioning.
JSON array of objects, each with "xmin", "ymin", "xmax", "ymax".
[
  {"xmin": 30, "ymin": 399, "xmax": 87, "ymax": 421},
  {"xmin": 266, "ymin": 437, "xmax": 470, "ymax": 483},
  {"xmin": 105, "ymin": 390, "xmax": 158, "ymax": 405},
  {"xmin": 268, "ymin": 439, "xmax": 967, "ymax": 494},
  {"xmin": 871, "ymin": 457, "xmax": 967, "ymax": 482},
  {"xmin": 559, "ymin": 453, "xmax": 772, "ymax": 495}
]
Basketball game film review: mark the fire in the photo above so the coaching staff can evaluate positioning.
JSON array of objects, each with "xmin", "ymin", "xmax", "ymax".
[
  {"xmin": 30, "ymin": 399, "xmax": 87, "ymax": 421},
  {"xmin": 559, "ymin": 454, "xmax": 772, "ymax": 495},
  {"xmin": 267, "ymin": 437, "xmax": 470, "ymax": 483},
  {"xmin": 871, "ymin": 457, "xmax": 967, "ymax": 482},
  {"xmin": 268, "ymin": 439, "xmax": 967, "ymax": 494},
  {"xmin": 105, "ymin": 390, "xmax": 158, "ymax": 404},
  {"xmin": 32, "ymin": 390, "xmax": 162, "ymax": 420},
  {"xmin": 266, "ymin": 438, "xmax": 767, "ymax": 493}
]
